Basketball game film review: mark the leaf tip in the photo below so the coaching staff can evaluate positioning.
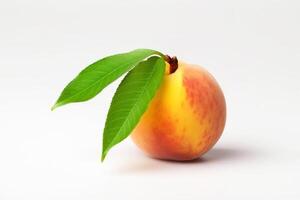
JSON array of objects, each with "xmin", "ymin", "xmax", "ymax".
[
  {"xmin": 51, "ymin": 102, "xmax": 64, "ymax": 111},
  {"xmin": 51, "ymin": 101, "xmax": 64, "ymax": 111},
  {"xmin": 51, "ymin": 105, "xmax": 57, "ymax": 111},
  {"xmin": 51, "ymin": 103, "xmax": 60, "ymax": 111},
  {"xmin": 101, "ymin": 152, "xmax": 107, "ymax": 162}
]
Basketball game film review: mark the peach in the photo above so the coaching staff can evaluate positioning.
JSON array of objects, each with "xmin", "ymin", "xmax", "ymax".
[{"xmin": 131, "ymin": 58, "xmax": 226, "ymax": 161}]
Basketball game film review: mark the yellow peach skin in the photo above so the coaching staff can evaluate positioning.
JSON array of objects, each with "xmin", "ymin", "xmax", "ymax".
[{"xmin": 131, "ymin": 61, "xmax": 226, "ymax": 161}]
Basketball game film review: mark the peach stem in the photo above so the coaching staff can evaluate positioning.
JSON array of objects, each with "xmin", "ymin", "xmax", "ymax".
[{"xmin": 165, "ymin": 55, "xmax": 178, "ymax": 74}]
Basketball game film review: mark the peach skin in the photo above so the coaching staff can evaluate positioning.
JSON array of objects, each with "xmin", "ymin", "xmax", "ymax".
[{"xmin": 131, "ymin": 58, "xmax": 226, "ymax": 161}]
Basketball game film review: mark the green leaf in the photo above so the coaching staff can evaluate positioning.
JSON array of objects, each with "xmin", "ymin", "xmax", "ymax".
[
  {"xmin": 52, "ymin": 49, "xmax": 162, "ymax": 110},
  {"xmin": 101, "ymin": 56, "xmax": 165, "ymax": 161}
]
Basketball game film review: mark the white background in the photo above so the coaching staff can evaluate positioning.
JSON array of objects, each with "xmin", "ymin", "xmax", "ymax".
[{"xmin": 1, "ymin": 0, "xmax": 300, "ymax": 199}]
